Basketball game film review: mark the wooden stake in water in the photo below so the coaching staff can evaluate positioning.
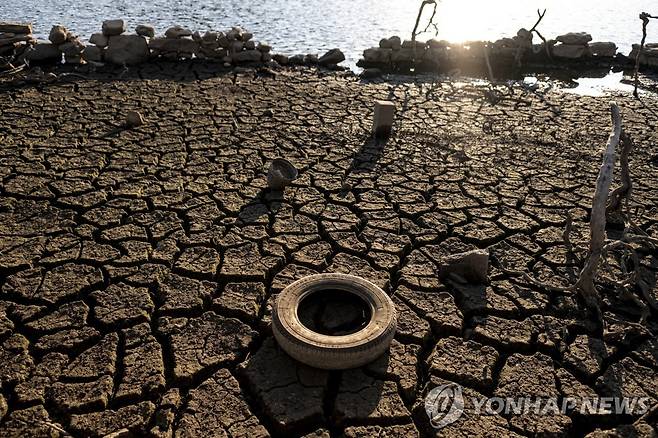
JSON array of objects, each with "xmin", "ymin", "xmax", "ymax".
[{"xmin": 372, "ymin": 100, "xmax": 395, "ymax": 138}]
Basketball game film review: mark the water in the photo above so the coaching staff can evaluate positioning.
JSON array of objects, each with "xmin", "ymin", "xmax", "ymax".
[
  {"xmin": 3, "ymin": 0, "xmax": 654, "ymax": 61},
  {"xmin": 2, "ymin": 0, "xmax": 655, "ymax": 91}
]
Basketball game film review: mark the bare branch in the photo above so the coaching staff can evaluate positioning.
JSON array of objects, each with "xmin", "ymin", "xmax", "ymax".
[
  {"xmin": 574, "ymin": 102, "xmax": 622, "ymax": 318},
  {"xmin": 606, "ymin": 131, "xmax": 634, "ymax": 214}
]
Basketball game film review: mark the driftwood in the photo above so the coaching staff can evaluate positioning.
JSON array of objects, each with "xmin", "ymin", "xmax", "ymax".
[{"xmin": 572, "ymin": 102, "xmax": 622, "ymax": 321}]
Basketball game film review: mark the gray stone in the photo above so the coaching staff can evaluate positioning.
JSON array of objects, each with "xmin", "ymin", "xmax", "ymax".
[
  {"xmin": 89, "ymin": 32, "xmax": 108, "ymax": 48},
  {"xmin": 589, "ymin": 41, "xmax": 617, "ymax": 57},
  {"xmin": 388, "ymin": 35, "xmax": 402, "ymax": 50},
  {"xmin": 556, "ymin": 32, "xmax": 592, "ymax": 45},
  {"xmin": 0, "ymin": 21, "xmax": 32, "ymax": 34},
  {"xmin": 552, "ymin": 43, "xmax": 588, "ymax": 59},
  {"xmin": 150, "ymin": 37, "xmax": 199, "ymax": 55},
  {"xmin": 318, "ymin": 48, "xmax": 345, "ymax": 65},
  {"xmin": 364, "ymin": 47, "xmax": 392, "ymax": 63},
  {"xmin": 83, "ymin": 45, "xmax": 103, "ymax": 62},
  {"xmin": 102, "ymin": 19, "xmax": 126, "ymax": 37},
  {"xmin": 135, "ymin": 24, "xmax": 155, "ymax": 38},
  {"xmin": 105, "ymin": 35, "xmax": 149, "ymax": 65},
  {"xmin": 165, "ymin": 25, "xmax": 192, "ymax": 39},
  {"xmin": 390, "ymin": 48, "xmax": 416, "ymax": 63},
  {"xmin": 272, "ymin": 53, "xmax": 288, "ymax": 65},
  {"xmin": 233, "ymin": 49, "xmax": 263, "ymax": 63},
  {"xmin": 244, "ymin": 40, "xmax": 256, "ymax": 50},
  {"xmin": 49, "ymin": 25, "xmax": 67, "ymax": 45},
  {"xmin": 60, "ymin": 39, "xmax": 85, "ymax": 57},
  {"xmin": 360, "ymin": 68, "xmax": 383, "ymax": 79},
  {"xmin": 24, "ymin": 42, "xmax": 61, "ymax": 63},
  {"xmin": 257, "ymin": 42, "xmax": 271, "ymax": 52},
  {"xmin": 439, "ymin": 249, "xmax": 489, "ymax": 284}
]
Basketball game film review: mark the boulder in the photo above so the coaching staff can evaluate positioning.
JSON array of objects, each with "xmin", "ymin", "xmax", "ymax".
[
  {"xmin": 556, "ymin": 32, "xmax": 592, "ymax": 45},
  {"xmin": 0, "ymin": 21, "xmax": 32, "ymax": 34},
  {"xmin": 0, "ymin": 35, "xmax": 34, "ymax": 47},
  {"xmin": 105, "ymin": 35, "xmax": 149, "ymax": 65},
  {"xmin": 379, "ymin": 38, "xmax": 392, "ymax": 49},
  {"xmin": 149, "ymin": 37, "xmax": 199, "ymax": 55},
  {"xmin": 364, "ymin": 47, "xmax": 391, "ymax": 63},
  {"xmin": 102, "ymin": 19, "xmax": 126, "ymax": 37},
  {"xmin": 629, "ymin": 44, "xmax": 658, "ymax": 68},
  {"xmin": 257, "ymin": 42, "xmax": 271, "ymax": 53},
  {"xmin": 438, "ymin": 249, "xmax": 490, "ymax": 284},
  {"xmin": 24, "ymin": 42, "xmax": 61, "ymax": 63},
  {"xmin": 233, "ymin": 49, "xmax": 262, "ymax": 63},
  {"xmin": 229, "ymin": 41, "xmax": 244, "ymax": 53},
  {"xmin": 272, "ymin": 53, "xmax": 288, "ymax": 65},
  {"xmin": 217, "ymin": 34, "xmax": 229, "ymax": 48},
  {"xmin": 388, "ymin": 36, "xmax": 402, "ymax": 50},
  {"xmin": 165, "ymin": 25, "xmax": 192, "ymax": 39},
  {"xmin": 360, "ymin": 68, "xmax": 382, "ymax": 79},
  {"xmin": 402, "ymin": 39, "xmax": 425, "ymax": 49},
  {"xmin": 135, "ymin": 25, "xmax": 155, "ymax": 38},
  {"xmin": 318, "ymin": 48, "xmax": 345, "ymax": 65},
  {"xmin": 390, "ymin": 48, "xmax": 416, "ymax": 63},
  {"xmin": 89, "ymin": 33, "xmax": 108, "ymax": 48},
  {"xmin": 126, "ymin": 111, "xmax": 145, "ymax": 127},
  {"xmin": 59, "ymin": 39, "xmax": 85, "ymax": 57},
  {"xmin": 288, "ymin": 54, "xmax": 305, "ymax": 64},
  {"xmin": 427, "ymin": 38, "xmax": 449, "ymax": 49},
  {"xmin": 552, "ymin": 43, "xmax": 589, "ymax": 59},
  {"xmin": 305, "ymin": 53, "xmax": 318, "ymax": 63},
  {"xmin": 83, "ymin": 45, "xmax": 103, "ymax": 62},
  {"xmin": 589, "ymin": 41, "xmax": 617, "ymax": 57},
  {"xmin": 244, "ymin": 40, "xmax": 256, "ymax": 50},
  {"xmin": 49, "ymin": 25, "xmax": 68, "ymax": 45},
  {"xmin": 241, "ymin": 32, "xmax": 253, "ymax": 42},
  {"xmin": 514, "ymin": 28, "xmax": 533, "ymax": 49}
]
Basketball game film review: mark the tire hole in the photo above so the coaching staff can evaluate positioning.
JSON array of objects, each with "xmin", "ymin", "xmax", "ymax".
[{"xmin": 297, "ymin": 289, "xmax": 372, "ymax": 336}]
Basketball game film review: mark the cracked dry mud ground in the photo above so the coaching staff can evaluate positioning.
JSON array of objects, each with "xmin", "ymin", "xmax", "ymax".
[{"xmin": 0, "ymin": 63, "xmax": 657, "ymax": 437}]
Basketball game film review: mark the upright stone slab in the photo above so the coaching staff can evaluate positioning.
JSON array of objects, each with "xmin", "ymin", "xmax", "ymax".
[
  {"xmin": 105, "ymin": 35, "xmax": 149, "ymax": 65},
  {"xmin": 373, "ymin": 100, "xmax": 395, "ymax": 138}
]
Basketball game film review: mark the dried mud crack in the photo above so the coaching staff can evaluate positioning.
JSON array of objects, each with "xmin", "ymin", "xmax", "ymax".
[{"xmin": 0, "ymin": 63, "xmax": 657, "ymax": 437}]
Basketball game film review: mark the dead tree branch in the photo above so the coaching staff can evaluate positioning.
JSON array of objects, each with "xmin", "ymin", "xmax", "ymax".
[
  {"xmin": 573, "ymin": 102, "xmax": 622, "ymax": 320},
  {"xmin": 411, "ymin": 0, "xmax": 439, "ymax": 67},
  {"xmin": 606, "ymin": 131, "xmax": 634, "ymax": 214},
  {"xmin": 529, "ymin": 9, "xmax": 552, "ymax": 60}
]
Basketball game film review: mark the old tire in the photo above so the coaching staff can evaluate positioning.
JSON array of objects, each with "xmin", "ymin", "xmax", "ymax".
[{"xmin": 272, "ymin": 273, "xmax": 397, "ymax": 370}]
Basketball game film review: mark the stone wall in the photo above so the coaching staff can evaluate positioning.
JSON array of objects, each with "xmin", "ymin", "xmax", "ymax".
[
  {"xmin": 0, "ymin": 20, "xmax": 345, "ymax": 69},
  {"xmin": 357, "ymin": 30, "xmax": 654, "ymax": 75}
]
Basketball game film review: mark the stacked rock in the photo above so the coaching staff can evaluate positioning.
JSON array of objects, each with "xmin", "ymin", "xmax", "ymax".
[
  {"xmin": 20, "ymin": 24, "xmax": 86, "ymax": 65},
  {"xmin": 629, "ymin": 43, "xmax": 658, "ymax": 68},
  {"xmin": 224, "ymin": 26, "xmax": 271, "ymax": 65},
  {"xmin": 150, "ymin": 25, "xmax": 198, "ymax": 60},
  {"xmin": 0, "ymin": 22, "xmax": 36, "ymax": 61},
  {"xmin": 552, "ymin": 32, "xmax": 617, "ymax": 59},
  {"xmin": 89, "ymin": 20, "xmax": 150, "ymax": 65}
]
